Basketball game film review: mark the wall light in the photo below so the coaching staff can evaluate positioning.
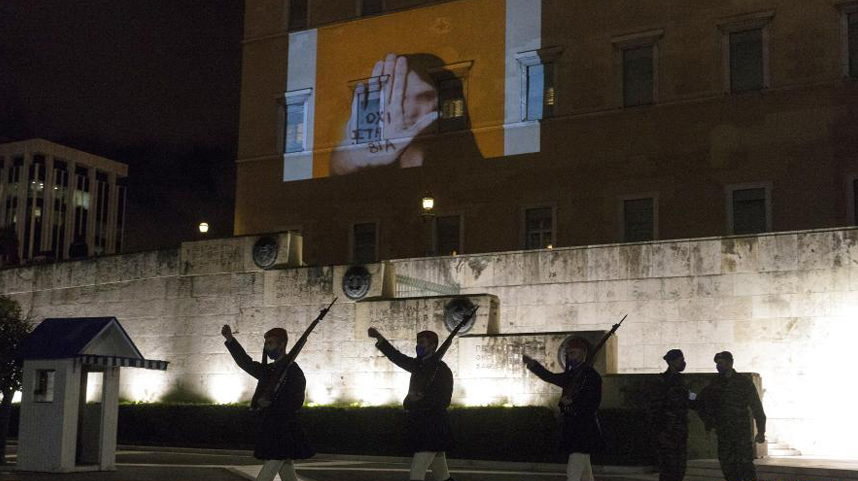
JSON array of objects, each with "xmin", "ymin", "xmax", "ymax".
[
  {"xmin": 421, "ymin": 194, "xmax": 435, "ymax": 215},
  {"xmin": 198, "ymin": 222, "xmax": 209, "ymax": 234}
]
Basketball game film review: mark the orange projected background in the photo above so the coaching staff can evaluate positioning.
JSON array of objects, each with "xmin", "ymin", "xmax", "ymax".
[{"xmin": 312, "ymin": 0, "xmax": 506, "ymax": 178}]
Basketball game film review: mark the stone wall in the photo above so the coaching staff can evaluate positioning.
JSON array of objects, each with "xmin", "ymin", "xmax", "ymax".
[{"xmin": 3, "ymin": 227, "xmax": 856, "ymax": 457}]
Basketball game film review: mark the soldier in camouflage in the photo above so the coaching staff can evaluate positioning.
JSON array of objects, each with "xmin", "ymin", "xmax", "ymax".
[
  {"xmin": 698, "ymin": 351, "xmax": 766, "ymax": 481},
  {"xmin": 650, "ymin": 349, "xmax": 696, "ymax": 481}
]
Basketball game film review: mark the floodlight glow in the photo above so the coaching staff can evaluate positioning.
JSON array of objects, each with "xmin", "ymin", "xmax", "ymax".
[
  {"xmin": 198, "ymin": 222, "xmax": 209, "ymax": 233},
  {"xmin": 86, "ymin": 372, "xmax": 104, "ymax": 403},
  {"xmin": 124, "ymin": 370, "xmax": 168, "ymax": 403},
  {"xmin": 208, "ymin": 374, "xmax": 244, "ymax": 404}
]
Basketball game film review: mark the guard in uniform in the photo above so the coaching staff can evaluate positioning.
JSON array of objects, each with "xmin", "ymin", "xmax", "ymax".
[
  {"xmin": 221, "ymin": 325, "xmax": 316, "ymax": 481},
  {"xmin": 650, "ymin": 349, "xmax": 696, "ymax": 481},
  {"xmin": 368, "ymin": 327, "xmax": 457, "ymax": 481},
  {"xmin": 523, "ymin": 339, "xmax": 604, "ymax": 481},
  {"xmin": 698, "ymin": 351, "xmax": 766, "ymax": 481}
]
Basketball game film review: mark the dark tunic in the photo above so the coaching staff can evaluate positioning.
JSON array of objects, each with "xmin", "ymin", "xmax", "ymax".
[
  {"xmin": 528, "ymin": 362, "xmax": 604, "ymax": 454},
  {"xmin": 375, "ymin": 339, "xmax": 454, "ymax": 453},
  {"xmin": 698, "ymin": 370, "xmax": 765, "ymax": 481},
  {"xmin": 225, "ymin": 338, "xmax": 315, "ymax": 461},
  {"xmin": 649, "ymin": 370, "xmax": 694, "ymax": 481}
]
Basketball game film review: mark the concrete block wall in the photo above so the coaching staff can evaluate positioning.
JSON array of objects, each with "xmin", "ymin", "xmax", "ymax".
[{"xmin": 3, "ymin": 228, "xmax": 856, "ymax": 457}]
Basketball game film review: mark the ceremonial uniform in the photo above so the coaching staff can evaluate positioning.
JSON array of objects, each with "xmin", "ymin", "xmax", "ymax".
[
  {"xmin": 375, "ymin": 338, "xmax": 455, "ymax": 453},
  {"xmin": 527, "ymin": 362, "xmax": 605, "ymax": 456},
  {"xmin": 698, "ymin": 369, "xmax": 765, "ymax": 481},
  {"xmin": 225, "ymin": 337, "xmax": 315, "ymax": 461},
  {"xmin": 650, "ymin": 369, "xmax": 693, "ymax": 481}
]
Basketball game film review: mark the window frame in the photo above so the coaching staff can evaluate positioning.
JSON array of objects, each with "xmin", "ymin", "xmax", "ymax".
[
  {"xmin": 429, "ymin": 61, "xmax": 472, "ymax": 133},
  {"xmin": 515, "ymin": 47, "xmax": 562, "ymax": 122},
  {"xmin": 521, "ymin": 204, "xmax": 557, "ymax": 250},
  {"xmin": 719, "ymin": 11, "xmax": 774, "ymax": 94},
  {"xmin": 288, "ymin": 0, "xmax": 309, "ymax": 31},
  {"xmin": 433, "ymin": 214, "xmax": 464, "ymax": 256},
  {"xmin": 725, "ymin": 182, "xmax": 772, "ymax": 235},
  {"xmin": 611, "ymin": 29, "xmax": 663, "ymax": 108},
  {"xmin": 837, "ymin": 1, "xmax": 858, "ymax": 78},
  {"xmin": 280, "ymin": 89, "xmax": 313, "ymax": 155},
  {"xmin": 619, "ymin": 193, "xmax": 659, "ymax": 242},
  {"xmin": 33, "ymin": 369, "xmax": 56, "ymax": 403},
  {"xmin": 357, "ymin": 0, "xmax": 384, "ymax": 17},
  {"xmin": 349, "ymin": 220, "xmax": 379, "ymax": 264}
]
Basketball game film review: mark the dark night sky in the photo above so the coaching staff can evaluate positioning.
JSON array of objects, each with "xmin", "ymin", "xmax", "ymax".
[{"xmin": 0, "ymin": 1, "xmax": 245, "ymax": 253}]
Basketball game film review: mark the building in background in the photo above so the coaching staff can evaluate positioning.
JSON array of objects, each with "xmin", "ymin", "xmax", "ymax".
[
  {"xmin": 235, "ymin": 0, "xmax": 858, "ymax": 265},
  {"xmin": 0, "ymin": 139, "xmax": 128, "ymax": 265}
]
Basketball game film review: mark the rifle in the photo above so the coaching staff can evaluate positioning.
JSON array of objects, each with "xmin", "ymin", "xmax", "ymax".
[
  {"xmin": 559, "ymin": 314, "xmax": 627, "ymax": 413},
  {"xmin": 584, "ymin": 314, "xmax": 627, "ymax": 367},
  {"xmin": 255, "ymin": 297, "xmax": 338, "ymax": 410}
]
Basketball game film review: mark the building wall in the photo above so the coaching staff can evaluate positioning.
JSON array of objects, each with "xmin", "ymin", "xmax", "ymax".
[
  {"xmin": 3, "ymin": 226, "xmax": 857, "ymax": 457},
  {"xmin": 235, "ymin": 0, "xmax": 858, "ymax": 265}
]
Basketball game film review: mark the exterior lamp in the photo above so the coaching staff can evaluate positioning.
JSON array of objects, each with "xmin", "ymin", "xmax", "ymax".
[
  {"xmin": 422, "ymin": 194, "xmax": 435, "ymax": 215},
  {"xmin": 199, "ymin": 222, "xmax": 209, "ymax": 234}
]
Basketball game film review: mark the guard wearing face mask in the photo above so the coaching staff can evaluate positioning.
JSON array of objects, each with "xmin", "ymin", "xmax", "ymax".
[
  {"xmin": 221, "ymin": 302, "xmax": 332, "ymax": 481},
  {"xmin": 650, "ymin": 349, "xmax": 697, "ymax": 481},
  {"xmin": 697, "ymin": 351, "xmax": 766, "ymax": 481},
  {"xmin": 368, "ymin": 326, "xmax": 461, "ymax": 481},
  {"xmin": 523, "ymin": 340, "xmax": 604, "ymax": 481}
]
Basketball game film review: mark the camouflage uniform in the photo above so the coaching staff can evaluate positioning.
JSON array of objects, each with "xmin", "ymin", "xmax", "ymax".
[
  {"xmin": 698, "ymin": 370, "xmax": 765, "ymax": 481},
  {"xmin": 650, "ymin": 369, "xmax": 694, "ymax": 481}
]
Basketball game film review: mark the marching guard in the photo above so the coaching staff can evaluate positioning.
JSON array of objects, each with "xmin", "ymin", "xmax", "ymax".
[
  {"xmin": 368, "ymin": 307, "xmax": 477, "ymax": 481},
  {"xmin": 221, "ymin": 299, "xmax": 335, "ymax": 481}
]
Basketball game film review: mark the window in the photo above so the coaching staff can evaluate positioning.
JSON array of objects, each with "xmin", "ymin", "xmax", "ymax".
[
  {"xmin": 623, "ymin": 197, "xmax": 655, "ymax": 242},
  {"xmin": 360, "ymin": 0, "xmax": 383, "ymax": 16},
  {"xmin": 352, "ymin": 222, "xmax": 377, "ymax": 264},
  {"xmin": 355, "ymin": 84, "xmax": 382, "ymax": 144},
  {"xmin": 623, "ymin": 45, "xmax": 654, "ymax": 106},
  {"xmin": 729, "ymin": 29, "xmax": 764, "ymax": 92},
  {"xmin": 524, "ymin": 207, "xmax": 554, "ymax": 249},
  {"xmin": 523, "ymin": 62, "xmax": 554, "ymax": 121},
  {"xmin": 34, "ymin": 370, "xmax": 55, "ymax": 403},
  {"xmin": 612, "ymin": 29, "xmax": 662, "ymax": 108},
  {"xmin": 517, "ymin": 49, "xmax": 560, "ymax": 122},
  {"xmin": 93, "ymin": 172, "xmax": 110, "ymax": 255},
  {"xmin": 4, "ymin": 157, "xmax": 22, "ymax": 234},
  {"xmin": 73, "ymin": 167, "xmax": 90, "ymax": 245},
  {"xmin": 719, "ymin": 12, "xmax": 772, "ymax": 93},
  {"xmin": 23, "ymin": 157, "xmax": 46, "ymax": 259},
  {"xmin": 438, "ymin": 77, "xmax": 466, "ymax": 132},
  {"xmin": 51, "ymin": 161, "xmax": 69, "ymax": 259},
  {"xmin": 288, "ymin": 0, "xmax": 308, "ymax": 30},
  {"xmin": 849, "ymin": 12, "xmax": 858, "ymax": 77},
  {"xmin": 727, "ymin": 185, "xmax": 770, "ymax": 235},
  {"xmin": 282, "ymin": 91, "xmax": 311, "ymax": 153},
  {"xmin": 435, "ymin": 215, "xmax": 461, "ymax": 255}
]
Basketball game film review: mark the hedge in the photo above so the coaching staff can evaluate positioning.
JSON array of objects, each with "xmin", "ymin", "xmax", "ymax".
[{"xmin": 7, "ymin": 404, "xmax": 657, "ymax": 465}]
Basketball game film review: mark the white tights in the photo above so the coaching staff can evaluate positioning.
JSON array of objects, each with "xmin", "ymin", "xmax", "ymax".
[
  {"xmin": 566, "ymin": 453, "xmax": 594, "ymax": 481},
  {"xmin": 409, "ymin": 451, "xmax": 451, "ymax": 481},
  {"xmin": 256, "ymin": 459, "xmax": 299, "ymax": 481}
]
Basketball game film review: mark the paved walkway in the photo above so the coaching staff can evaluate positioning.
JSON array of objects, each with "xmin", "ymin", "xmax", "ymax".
[{"xmin": 3, "ymin": 444, "xmax": 857, "ymax": 481}]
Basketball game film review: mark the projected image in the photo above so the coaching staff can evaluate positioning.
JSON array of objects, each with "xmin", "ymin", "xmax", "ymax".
[
  {"xmin": 330, "ymin": 53, "xmax": 476, "ymax": 175},
  {"xmin": 281, "ymin": 0, "xmax": 538, "ymax": 181}
]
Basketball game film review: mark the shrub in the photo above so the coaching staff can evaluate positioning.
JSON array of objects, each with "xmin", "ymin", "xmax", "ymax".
[{"xmin": 113, "ymin": 404, "xmax": 655, "ymax": 464}]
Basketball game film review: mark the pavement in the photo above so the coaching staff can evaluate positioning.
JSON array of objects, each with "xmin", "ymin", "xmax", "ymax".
[
  {"xmin": 1, "ymin": 443, "xmax": 656, "ymax": 481},
  {"xmin": 3, "ymin": 443, "xmax": 858, "ymax": 481}
]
